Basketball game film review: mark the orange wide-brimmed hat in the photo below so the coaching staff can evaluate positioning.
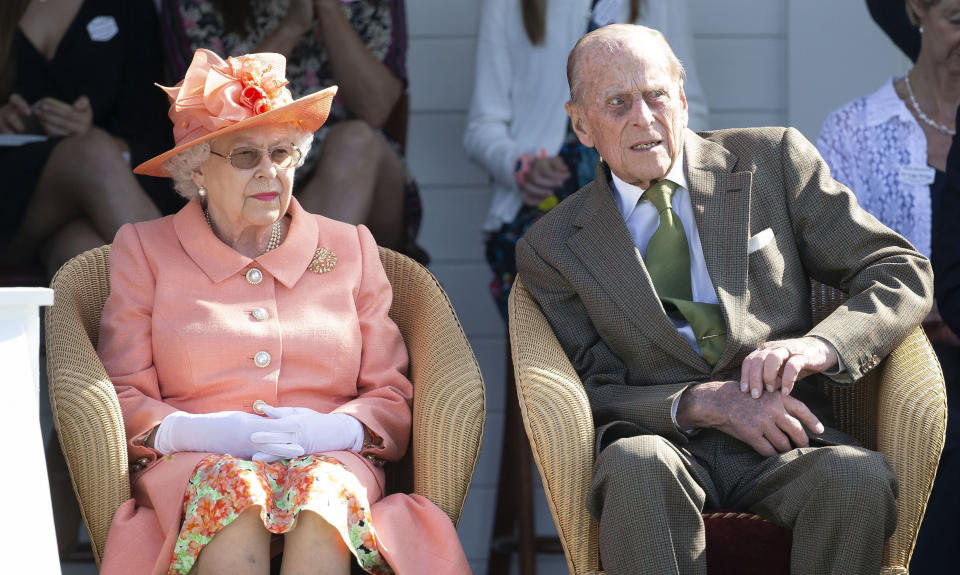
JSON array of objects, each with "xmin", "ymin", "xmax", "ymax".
[{"xmin": 134, "ymin": 49, "xmax": 337, "ymax": 177}]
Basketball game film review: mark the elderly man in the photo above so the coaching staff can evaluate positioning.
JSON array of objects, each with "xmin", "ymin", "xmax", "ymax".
[{"xmin": 516, "ymin": 24, "xmax": 933, "ymax": 574}]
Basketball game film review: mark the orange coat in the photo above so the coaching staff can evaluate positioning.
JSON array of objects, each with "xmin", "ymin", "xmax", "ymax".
[{"xmin": 97, "ymin": 198, "xmax": 469, "ymax": 574}]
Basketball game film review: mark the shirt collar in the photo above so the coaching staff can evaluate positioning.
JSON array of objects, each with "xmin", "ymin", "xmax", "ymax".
[
  {"xmin": 173, "ymin": 196, "xmax": 319, "ymax": 288},
  {"xmin": 610, "ymin": 149, "xmax": 688, "ymax": 221},
  {"xmin": 865, "ymin": 76, "xmax": 915, "ymax": 128}
]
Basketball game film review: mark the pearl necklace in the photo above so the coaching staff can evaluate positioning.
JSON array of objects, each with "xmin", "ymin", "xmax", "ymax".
[
  {"xmin": 204, "ymin": 209, "xmax": 282, "ymax": 253},
  {"xmin": 904, "ymin": 72, "xmax": 957, "ymax": 136}
]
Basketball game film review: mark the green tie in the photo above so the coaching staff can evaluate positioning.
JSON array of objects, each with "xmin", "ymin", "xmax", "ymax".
[{"xmin": 641, "ymin": 180, "xmax": 727, "ymax": 365}]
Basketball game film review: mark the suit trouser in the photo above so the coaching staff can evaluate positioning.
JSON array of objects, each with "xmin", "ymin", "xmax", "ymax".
[{"xmin": 587, "ymin": 430, "xmax": 898, "ymax": 575}]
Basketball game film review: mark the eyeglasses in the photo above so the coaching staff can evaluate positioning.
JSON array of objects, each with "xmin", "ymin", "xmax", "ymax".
[{"xmin": 210, "ymin": 144, "xmax": 302, "ymax": 170}]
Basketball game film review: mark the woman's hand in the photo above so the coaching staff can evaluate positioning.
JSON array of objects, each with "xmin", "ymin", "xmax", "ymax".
[
  {"xmin": 280, "ymin": 0, "xmax": 315, "ymax": 37},
  {"xmin": 33, "ymin": 95, "xmax": 93, "ymax": 136},
  {"xmin": 520, "ymin": 155, "xmax": 571, "ymax": 206},
  {"xmin": 253, "ymin": 404, "xmax": 365, "ymax": 458},
  {"xmin": 153, "ymin": 410, "xmax": 306, "ymax": 460},
  {"xmin": 0, "ymin": 93, "xmax": 32, "ymax": 133},
  {"xmin": 922, "ymin": 305, "xmax": 960, "ymax": 346},
  {"xmin": 311, "ymin": 0, "xmax": 403, "ymax": 127}
]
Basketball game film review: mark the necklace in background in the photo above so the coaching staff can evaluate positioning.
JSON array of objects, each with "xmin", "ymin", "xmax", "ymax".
[
  {"xmin": 905, "ymin": 72, "xmax": 957, "ymax": 136},
  {"xmin": 204, "ymin": 209, "xmax": 282, "ymax": 253}
]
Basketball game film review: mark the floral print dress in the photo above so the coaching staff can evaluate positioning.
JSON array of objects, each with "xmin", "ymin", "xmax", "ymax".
[{"xmin": 169, "ymin": 454, "xmax": 393, "ymax": 575}]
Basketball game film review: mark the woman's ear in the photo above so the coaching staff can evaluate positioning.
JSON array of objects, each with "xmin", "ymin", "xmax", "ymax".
[{"xmin": 191, "ymin": 168, "xmax": 204, "ymax": 191}]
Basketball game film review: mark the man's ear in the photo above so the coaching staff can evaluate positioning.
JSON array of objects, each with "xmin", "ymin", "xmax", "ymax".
[
  {"xmin": 678, "ymin": 84, "xmax": 689, "ymax": 129},
  {"xmin": 566, "ymin": 101, "xmax": 594, "ymax": 148}
]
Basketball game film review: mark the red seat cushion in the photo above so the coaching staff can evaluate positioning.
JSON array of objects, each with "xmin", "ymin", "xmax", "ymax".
[{"xmin": 704, "ymin": 512, "xmax": 791, "ymax": 575}]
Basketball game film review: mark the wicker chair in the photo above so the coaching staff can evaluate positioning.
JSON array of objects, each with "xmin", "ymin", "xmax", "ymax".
[
  {"xmin": 508, "ymin": 277, "xmax": 946, "ymax": 575},
  {"xmin": 45, "ymin": 245, "xmax": 486, "ymax": 566}
]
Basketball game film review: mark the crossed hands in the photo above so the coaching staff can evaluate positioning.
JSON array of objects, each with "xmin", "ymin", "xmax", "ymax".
[
  {"xmin": 738, "ymin": 336, "xmax": 838, "ymax": 399},
  {"xmin": 0, "ymin": 93, "xmax": 92, "ymax": 136},
  {"xmin": 677, "ymin": 380, "xmax": 825, "ymax": 458},
  {"xmin": 154, "ymin": 404, "xmax": 365, "ymax": 462},
  {"xmin": 281, "ymin": 0, "xmax": 348, "ymax": 35}
]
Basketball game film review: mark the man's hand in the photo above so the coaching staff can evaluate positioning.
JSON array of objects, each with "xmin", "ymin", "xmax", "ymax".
[
  {"xmin": 739, "ymin": 336, "xmax": 839, "ymax": 398},
  {"xmin": 0, "ymin": 94, "xmax": 32, "ymax": 133},
  {"xmin": 33, "ymin": 96, "xmax": 93, "ymax": 136},
  {"xmin": 676, "ymin": 380, "xmax": 825, "ymax": 457},
  {"xmin": 521, "ymin": 155, "xmax": 570, "ymax": 205}
]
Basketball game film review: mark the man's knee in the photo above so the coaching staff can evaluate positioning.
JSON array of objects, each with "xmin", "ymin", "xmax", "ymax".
[
  {"xmin": 816, "ymin": 446, "xmax": 897, "ymax": 494},
  {"xmin": 814, "ymin": 446, "xmax": 898, "ymax": 533},
  {"xmin": 591, "ymin": 435, "xmax": 690, "ymax": 510}
]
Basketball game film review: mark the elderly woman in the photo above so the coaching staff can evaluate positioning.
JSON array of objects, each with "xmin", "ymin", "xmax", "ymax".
[
  {"xmin": 817, "ymin": 0, "xmax": 960, "ymax": 571},
  {"xmin": 96, "ymin": 49, "xmax": 468, "ymax": 575}
]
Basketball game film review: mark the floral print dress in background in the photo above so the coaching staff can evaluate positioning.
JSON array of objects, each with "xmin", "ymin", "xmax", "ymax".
[{"xmin": 169, "ymin": 454, "xmax": 394, "ymax": 575}]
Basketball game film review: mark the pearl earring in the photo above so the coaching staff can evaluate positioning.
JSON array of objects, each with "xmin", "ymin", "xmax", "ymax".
[{"xmin": 197, "ymin": 186, "xmax": 206, "ymax": 198}]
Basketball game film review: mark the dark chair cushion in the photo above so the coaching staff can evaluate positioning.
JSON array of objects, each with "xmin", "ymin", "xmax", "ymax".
[{"xmin": 704, "ymin": 512, "xmax": 791, "ymax": 575}]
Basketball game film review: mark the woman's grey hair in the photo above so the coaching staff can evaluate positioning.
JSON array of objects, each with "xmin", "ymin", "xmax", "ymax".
[
  {"xmin": 163, "ymin": 124, "xmax": 314, "ymax": 199},
  {"xmin": 906, "ymin": 0, "xmax": 940, "ymax": 26}
]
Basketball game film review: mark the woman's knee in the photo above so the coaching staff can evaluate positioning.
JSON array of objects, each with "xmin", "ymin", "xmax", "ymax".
[
  {"xmin": 282, "ymin": 511, "xmax": 350, "ymax": 569},
  {"xmin": 323, "ymin": 120, "xmax": 383, "ymax": 159},
  {"xmin": 48, "ymin": 127, "xmax": 127, "ymax": 174}
]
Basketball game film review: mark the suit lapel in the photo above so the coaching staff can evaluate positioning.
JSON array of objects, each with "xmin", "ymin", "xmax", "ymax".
[
  {"xmin": 568, "ymin": 167, "xmax": 710, "ymax": 371},
  {"xmin": 684, "ymin": 130, "xmax": 753, "ymax": 371}
]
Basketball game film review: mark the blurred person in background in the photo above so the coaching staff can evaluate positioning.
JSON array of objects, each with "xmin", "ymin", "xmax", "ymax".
[
  {"xmin": 0, "ymin": 0, "xmax": 171, "ymax": 279},
  {"xmin": 818, "ymin": 1, "xmax": 960, "ymax": 571},
  {"xmin": 464, "ymin": 0, "xmax": 709, "ymax": 320},
  {"xmin": 0, "ymin": 0, "xmax": 173, "ymax": 561},
  {"xmin": 161, "ymin": 0, "xmax": 428, "ymax": 263}
]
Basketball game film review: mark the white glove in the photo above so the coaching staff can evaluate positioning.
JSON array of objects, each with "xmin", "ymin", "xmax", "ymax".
[
  {"xmin": 154, "ymin": 410, "xmax": 306, "ymax": 460},
  {"xmin": 251, "ymin": 404, "xmax": 365, "ymax": 459}
]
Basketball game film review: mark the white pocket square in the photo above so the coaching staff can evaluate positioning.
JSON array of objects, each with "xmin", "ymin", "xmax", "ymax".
[{"xmin": 748, "ymin": 228, "xmax": 774, "ymax": 254}]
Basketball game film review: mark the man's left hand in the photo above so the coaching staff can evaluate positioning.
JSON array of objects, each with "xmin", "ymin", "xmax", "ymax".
[{"xmin": 739, "ymin": 336, "xmax": 839, "ymax": 398}]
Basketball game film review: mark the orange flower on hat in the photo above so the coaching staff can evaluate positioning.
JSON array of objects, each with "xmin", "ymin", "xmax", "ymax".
[
  {"xmin": 159, "ymin": 49, "xmax": 294, "ymax": 148},
  {"xmin": 231, "ymin": 55, "xmax": 293, "ymax": 115}
]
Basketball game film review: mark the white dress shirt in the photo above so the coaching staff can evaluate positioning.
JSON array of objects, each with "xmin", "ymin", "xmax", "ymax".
[{"xmin": 610, "ymin": 150, "xmax": 719, "ymax": 357}]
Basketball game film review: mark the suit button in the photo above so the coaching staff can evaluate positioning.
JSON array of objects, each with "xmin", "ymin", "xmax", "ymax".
[
  {"xmin": 252, "ymin": 399, "xmax": 268, "ymax": 414},
  {"xmin": 254, "ymin": 351, "xmax": 271, "ymax": 368},
  {"xmin": 246, "ymin": 268, "xmax": 264, "ymax": 285},
  {"xmin": 251, "ymin": 307, "xmax": 268, "ymax": 321}
]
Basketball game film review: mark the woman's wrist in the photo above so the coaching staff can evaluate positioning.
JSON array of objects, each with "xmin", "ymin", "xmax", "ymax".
[{"xmin": 145, "ymin": 424, "xmax": 160, "ymax": 449}]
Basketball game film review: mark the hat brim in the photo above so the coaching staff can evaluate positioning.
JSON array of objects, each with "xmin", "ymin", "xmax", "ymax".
[{"xmin": 133, "ymin": 86, "xmax": 337, "ymax": 177}]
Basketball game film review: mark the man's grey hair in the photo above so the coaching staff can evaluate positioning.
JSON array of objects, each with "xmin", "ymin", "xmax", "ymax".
[
  {"xmin": 567, "ymin": 24, "xmax": 686, "ymax": 105},
  {"xmin": 163, "ymin": 125, "xmax": 314, "ymax": 199}
]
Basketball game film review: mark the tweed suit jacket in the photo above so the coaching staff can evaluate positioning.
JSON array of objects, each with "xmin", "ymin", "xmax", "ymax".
[{"xmin": 516, "ymin": 127, "xmax": 933, "ymax": 453}]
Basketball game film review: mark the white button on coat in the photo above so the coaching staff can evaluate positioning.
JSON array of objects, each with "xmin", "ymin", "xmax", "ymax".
[
  {"xmin": 251, "ymin": 307, "xmax": 268, "ymax": 321},
  {"xmin": 253, "ymin": 351, "xmax": 271, "ymax": 368},
  {"xmin": 246, "ymin": 268, "xmax": 264, "ymax": 285}
]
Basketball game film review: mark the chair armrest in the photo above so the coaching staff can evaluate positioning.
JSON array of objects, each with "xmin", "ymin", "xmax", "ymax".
[
  {"xmin": 509, "ymin": 278, "xmax": 601, "ymax": 575},
  {"xmin": 379, "ymin": 248, "xmax": 485, "ymax": 526},
  {"xmin": 874, "ymin": 327, "xmax": 947, "ymax": 571},
  {"xmin": 45, "ymin": 246, "xmax": 128, "ymax": 566}
]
